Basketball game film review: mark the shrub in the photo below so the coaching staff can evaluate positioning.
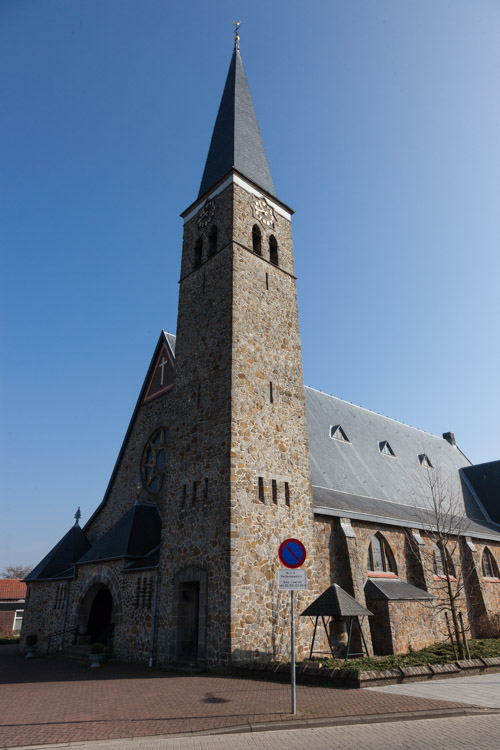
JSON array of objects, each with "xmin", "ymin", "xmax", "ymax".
[
  {"xmin": 26, "ymin": 634, "xmax": 38, "ymax": 647},
  {"xmin": 475, "ymin": 613, "xmax": 500, "ymax": 639},
  {"xmin": 89, "ymin": 642, "xmax": 105, "ymax": 654}
]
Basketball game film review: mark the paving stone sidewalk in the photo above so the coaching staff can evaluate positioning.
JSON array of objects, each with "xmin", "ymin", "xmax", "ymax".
[{"xmin": 0, "ymin": 645, "xmax": 488, "ymax": 749}]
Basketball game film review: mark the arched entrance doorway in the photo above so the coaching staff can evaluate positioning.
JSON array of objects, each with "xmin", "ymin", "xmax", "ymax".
[
  {"xmin": 87, "ymin": 588, "xmax": 113, "ymax": 643},
  {"xmin": 77, "ymin": 583, "xmax": 115, "ymax": 647}
]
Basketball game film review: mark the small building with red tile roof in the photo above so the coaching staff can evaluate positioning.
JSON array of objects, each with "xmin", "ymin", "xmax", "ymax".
[{"xmin": 0, "ymin": 579, "xmax": 27, "ymax": 634}]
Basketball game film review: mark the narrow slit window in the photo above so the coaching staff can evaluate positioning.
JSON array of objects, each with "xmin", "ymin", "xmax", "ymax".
[
  {"xmin": 269, "ymin": 381, "xmax": 273, "ymax": 403},
  {"xmin": 272, "ymin": 479, "xmax": 278, "ymax": 505},
  {"xmin": 194, "ymin": 238, "xmax": 203, "ymax": 268},
  {"xmin": 284, "ymin": 482, "xmax": 290, "ymax": 506},
  {"xmin": 208, "ymin": 225, "xmax": 217, "ymax": 256},
  {"xmin": 134, "ymin": 578, "xmax": 141, "ymax": 608},
  {"xmin": 269, "ymin": 235, "xmax": 279, "ymax": 265},
  {"xmin": 258, "ymin": 476, "xmax": 265, "ymax": 503},
  {"xmin": 252, "ymin": 225, "xmax": 262, "ymax": 255},
  {"xmin": 147, "ymin": 579, "xmax": 153, "ymax": 610},
  {"xmin": 266, "ymin": 272, "xmax": 269, "ymax": 290}
]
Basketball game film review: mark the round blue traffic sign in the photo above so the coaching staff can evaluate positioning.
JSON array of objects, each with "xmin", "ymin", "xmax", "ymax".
[{"xmin": 278, "ymin": 538, "xmax": 307, "ymax": 569}]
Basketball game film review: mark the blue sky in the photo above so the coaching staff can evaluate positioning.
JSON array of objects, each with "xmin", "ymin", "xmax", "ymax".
[{"xmin": 1, "ymin": 0, "xmax": 499, "ymax": 572}]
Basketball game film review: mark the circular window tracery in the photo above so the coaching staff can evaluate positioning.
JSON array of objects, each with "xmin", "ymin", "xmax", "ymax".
[{"xmin": 141, "ymin": 427, "xmax": 168, "ymax": 494}]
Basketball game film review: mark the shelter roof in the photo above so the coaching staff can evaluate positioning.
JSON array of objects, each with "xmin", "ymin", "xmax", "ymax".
[
  {"xmin": 301, "ymin": 583, "xmax": 372, "ymax": 617},
  {"xmin": 364, "ymin": 578, "xmax": 434, "ymax": 601}
]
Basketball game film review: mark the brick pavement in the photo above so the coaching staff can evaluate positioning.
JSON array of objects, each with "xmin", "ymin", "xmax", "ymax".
[{"xmin": 0, "ymin": 645, "xmax": 487, "ymax": 748}]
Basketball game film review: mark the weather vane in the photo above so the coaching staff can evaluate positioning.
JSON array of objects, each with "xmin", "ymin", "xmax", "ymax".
[
  {"xmin": 233, "ymin": 21, "xmax": 241, "ymax": 50},
  {"xmin": 74, "ymin": 507, "xmax": 81, "ymax": 526}
]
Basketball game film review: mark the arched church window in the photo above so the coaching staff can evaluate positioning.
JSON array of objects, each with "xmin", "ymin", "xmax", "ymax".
[
  {"xmin": 433, "ymin": 542, "xmax": 455, "ymax": 577},
  {"xmin": 141, "ymin": 427, "xmax": 169, "ymax": 494},
  {"xmin": 482, "ymin": 547, "xmax": 500, "ymax": 578},
  {"xmin": 367, "ymin": 533, "xmax": 396, "ymax": 573},
  {"xmin": 194, "ymin": 238, "xmax": 203, "ymax": 268},
  {"xmin": 208, "ymin": 225, "xmax": 217, "ymax": 256},
  {"xmin": 252, "ymin": 225, "xmax": 262, "ymax": 255},
  {"xmin": 269, "ymin": 235, "xmax": 279, "ymax": 265}
]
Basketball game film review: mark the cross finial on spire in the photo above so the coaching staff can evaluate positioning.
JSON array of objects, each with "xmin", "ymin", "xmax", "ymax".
[
  {"xmin": 233, "ymin": 21, "xmax": 241, "ymax": 50},
  {"xmin": 74, "ymin": 507, "xmax": 81, "ymax": 526}
]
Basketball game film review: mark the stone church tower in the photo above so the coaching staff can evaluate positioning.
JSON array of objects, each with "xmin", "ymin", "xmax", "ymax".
[{"xmin": 157, "ymin": 39, "xmax": 315, "ymax": 665}]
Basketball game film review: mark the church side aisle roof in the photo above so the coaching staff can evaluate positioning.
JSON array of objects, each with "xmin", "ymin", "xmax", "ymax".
[
  {"xmin": 198, "ymin": 47, "xmax": 276, "ymax": 198},
  {"xmin": 26, "ymin": 525, "xmax": 90, "ymax": 581},
  {"xmin": 77, "ymin": 504, "xmax": 161, "ymax": 565}
]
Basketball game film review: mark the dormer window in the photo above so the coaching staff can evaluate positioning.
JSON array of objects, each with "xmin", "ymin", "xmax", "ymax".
[
  {"xmin": 379, "ymin": 441, "xmax": 395, "ymax": 457},
  {"xmin": 252, "ymin": 225, "xmax": 262, "ymax": 255},
  {"xmin": 330, "ymin": 425, "xmax": 349, "ymax": 442},
  {"xmin": 269, "ymin": 235, "xmax": 279, "ymax": 265},
  {"xmin": 418, "ymin": 453, "xmax": 433, "ymax": 467}
]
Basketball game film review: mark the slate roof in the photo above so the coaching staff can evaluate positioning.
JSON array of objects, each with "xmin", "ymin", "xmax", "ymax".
[
  {"xmin": 301, "ymin": 584, "xmax": 372, "ymax": 617},
  {"xmin": 305, "ymin": 386, "xmax": 500, "ymax": 539},
  {"xmin": 463, "ymin": 461, "xmax": 500, "ymax": 524},
  {"xmin": 0, "ymin": 580, "xmax": 27, "ymax": 600},
  {"xmin": 26, "ymin": 525, "xmax": 91, "ymax": 581},
  {"xmin": 198, "ymin": 48, "xmax": 276, "ymax": 199},
  {"xmin": 364, "ymin": 578, "xmax": 434, "ymax": 601},
  {"xmin": 124, "ymin": 545, "xmax": 160, "ymax": 572},
  {"xmin": 77, "ymin": 504, "xmax": 161, "ymax": 565}
]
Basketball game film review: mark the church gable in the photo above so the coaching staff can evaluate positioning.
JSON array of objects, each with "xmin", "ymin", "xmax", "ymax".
[{"xmin": 83, "ymin": 331, "xmax": 176, "ymax": 543}]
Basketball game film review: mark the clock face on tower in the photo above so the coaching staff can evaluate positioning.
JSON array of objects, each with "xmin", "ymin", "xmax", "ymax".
[
  {"xmin": 252, "ymin": 197, "xmax": 275, "ymax": 229},
  {"xmin": 197, "ymin": 199, "xmax": 215, "ymax": 230},
  {"xmin": 141, "ymin": 427, "xmax": 169, "ymax": 494}
]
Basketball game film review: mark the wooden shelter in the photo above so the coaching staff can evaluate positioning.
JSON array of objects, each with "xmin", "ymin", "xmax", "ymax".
[{"xmin": 301, "ymin": 584, "xmax": 372, "ymax": 661}]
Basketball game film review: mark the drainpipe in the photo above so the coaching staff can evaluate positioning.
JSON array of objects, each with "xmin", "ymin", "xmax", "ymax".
[
  {"xmin": 149, "ymin": 568, "xmax": 159, "ymax": 667},
  {"xmin": 60, "ymin": 580, "xmax": 71, "ymax": 651}
]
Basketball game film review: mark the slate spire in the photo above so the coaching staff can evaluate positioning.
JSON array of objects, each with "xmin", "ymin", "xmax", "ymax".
[{"xmin": 198, "ymin": 45, "xmax": 276, "ymax": 198}]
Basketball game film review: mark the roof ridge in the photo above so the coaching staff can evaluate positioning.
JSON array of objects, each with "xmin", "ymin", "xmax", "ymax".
[{"xmin": 304, "ymin": 384, "xmax": 457, "ymax": 444}]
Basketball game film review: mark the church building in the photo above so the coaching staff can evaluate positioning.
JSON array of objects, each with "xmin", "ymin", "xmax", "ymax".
[{"xmin": 22, "ymin": 35, "xmax": 500, "ymax": 666}]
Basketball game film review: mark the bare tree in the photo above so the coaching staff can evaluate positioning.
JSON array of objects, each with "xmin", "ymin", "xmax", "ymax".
[
  {"xmin": 409, "ymin": 464, "xmax": 474, "ymax": 660},
  {"xmin": 2, "ymin": 565, "xmax": 32, "ymax": 579}
]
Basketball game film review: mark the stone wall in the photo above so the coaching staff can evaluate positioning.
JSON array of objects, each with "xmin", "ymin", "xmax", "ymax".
[{"xmin": 229, "ymin": 182, "xmax": 316, "ymax": 663}]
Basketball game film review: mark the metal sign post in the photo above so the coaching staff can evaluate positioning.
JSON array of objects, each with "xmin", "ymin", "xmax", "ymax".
[
  {"xmin": 290, "ymin": 588, "xmax": 296, "ymax": 714},
  {"xmin": 278, "ymin": 540, "xmax": 307, "ymax": 716}
]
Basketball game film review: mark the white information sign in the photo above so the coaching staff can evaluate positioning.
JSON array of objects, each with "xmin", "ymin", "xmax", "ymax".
[{"xmin": 278, "ymin": 569, "xmax": 307, "ymax": 590}]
